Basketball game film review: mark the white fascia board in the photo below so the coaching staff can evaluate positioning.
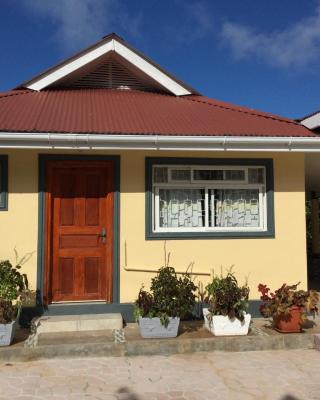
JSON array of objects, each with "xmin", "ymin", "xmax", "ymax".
[
  {"xmin": 27, "ymin": 41, "xmax": 114, "ymax": 91},
  {"xmin": 26, "ymin": 38, "xmax": 191, "ymax": 95},
  {"xmin": 1, "ymin": 133, "xmax": 320, "ymax": 151},
  {"xmin": 113, "ymin": 41, "xmax": 191, "ymax": 96},
  {"xmin": 301, "ymin": 113, "xmax": 320, "ymax": 129}
]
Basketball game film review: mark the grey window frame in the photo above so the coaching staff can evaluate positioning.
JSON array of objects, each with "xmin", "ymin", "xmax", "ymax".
[
  {"xmin": 0, "ymin": 155, "xmax": 8, "ymax": 211},
  {"xmin": 145, "ymin": 157, "xmax": 274, "ymax": 240}
]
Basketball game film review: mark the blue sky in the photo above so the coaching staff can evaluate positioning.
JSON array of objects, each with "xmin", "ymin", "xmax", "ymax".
[{"xmin": 1, "ymin": 0, "xmax": 320, "ymax": 119}]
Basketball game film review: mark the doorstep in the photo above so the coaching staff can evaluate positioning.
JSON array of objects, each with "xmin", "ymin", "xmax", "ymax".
[
  {"xmin": 32, "ymin": 313, "xmax": 123, "ymax": 334},
  {"xmin": 0, "ymin": 318, "xmax": 319, "ymax": 362}
]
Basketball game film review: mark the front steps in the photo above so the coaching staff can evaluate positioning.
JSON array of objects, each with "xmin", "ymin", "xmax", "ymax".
[
  {"xmin": 22, "ymin": 313, "xmax": 124, "ymax": 348},
  {"xmin": 34, "ymin": 313, "xmax": 123, "ymax": 334}
]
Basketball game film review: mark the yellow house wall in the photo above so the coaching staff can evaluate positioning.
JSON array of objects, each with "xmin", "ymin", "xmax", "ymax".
[{"xmin": 0, "ymin": 150, "xmax": 307, "ymax": 301}]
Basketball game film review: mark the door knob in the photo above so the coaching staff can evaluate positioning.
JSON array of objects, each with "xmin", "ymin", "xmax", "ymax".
[{"xmin": 98, "ymin": 227, "xmax": 107, "ymax": 243}]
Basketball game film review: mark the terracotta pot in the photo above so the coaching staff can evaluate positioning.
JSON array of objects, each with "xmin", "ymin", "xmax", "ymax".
[{"xmin": 273, "ymin": 306, "xmax": 302, "ymax": 333}]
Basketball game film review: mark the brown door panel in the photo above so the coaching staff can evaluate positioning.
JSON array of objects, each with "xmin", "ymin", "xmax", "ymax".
[{"xmin": 45, "ymin": 160, "xmax": 114, "ymax": 303}]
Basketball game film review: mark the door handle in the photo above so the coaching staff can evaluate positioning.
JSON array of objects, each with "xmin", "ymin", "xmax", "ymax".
[{"xmin": 98, "ymin": 227, "xmax": 107, "ymax": 243}]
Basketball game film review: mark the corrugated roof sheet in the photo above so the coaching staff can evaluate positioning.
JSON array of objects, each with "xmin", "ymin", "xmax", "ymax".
[{"xmin": 0, "ymin": 89, "xmax": 315, "ymax": 137}]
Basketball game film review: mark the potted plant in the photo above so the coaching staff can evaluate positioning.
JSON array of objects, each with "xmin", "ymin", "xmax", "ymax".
[
  {"xmin": 135, "ymin": 266, "xmax": 197, "ymax": 338},
  {"xmin": 258, "ymin": 282, "xmax": 319, "ymax": 333},
  {"xmin": 0, "ymin": 260, "xmax": 28, "ymax": 346},
  {"xmin": 202, "ymin": 270, "xmax": 251, "ymax": 336}
]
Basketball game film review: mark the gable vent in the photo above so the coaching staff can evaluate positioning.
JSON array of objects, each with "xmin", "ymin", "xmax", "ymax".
[{"xmin": 59, "ymin": 58, "xmax": 165, "ymax": 92}]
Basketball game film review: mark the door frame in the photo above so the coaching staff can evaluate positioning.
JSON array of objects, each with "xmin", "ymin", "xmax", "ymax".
[{"xmin": 37, "ymin": 154, "xmax": 120, "ymax": 305}]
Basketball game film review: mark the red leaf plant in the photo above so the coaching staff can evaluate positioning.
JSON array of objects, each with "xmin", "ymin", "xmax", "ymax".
[{"xmin": 258, "ymin": 282, "xmax": 319, "ymax": 323}]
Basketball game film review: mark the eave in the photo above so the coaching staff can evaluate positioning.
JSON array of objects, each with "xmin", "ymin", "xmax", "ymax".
[{"xmin": 0, "ymin": 132, "xmax": 320, "ymax": 152}]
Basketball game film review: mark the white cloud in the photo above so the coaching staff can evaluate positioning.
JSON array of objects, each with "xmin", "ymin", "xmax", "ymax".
[
  {"xmin": 21, "ymin": 0, "xmax": 142, "ymax": 52},
  {"xmin": 221, "ymin": 4, "xmax": 320, "ymax": 69}
]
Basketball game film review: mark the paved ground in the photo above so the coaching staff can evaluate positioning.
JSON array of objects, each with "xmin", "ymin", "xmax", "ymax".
[{"xmin": 0, "ymin": 349, "xmax": 319, "ymax": 400}]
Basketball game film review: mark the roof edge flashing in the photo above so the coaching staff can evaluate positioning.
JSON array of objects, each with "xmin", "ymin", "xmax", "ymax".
[{"xmin": 0, "ymin": 132, "xmax": 320, "ymax": 151}]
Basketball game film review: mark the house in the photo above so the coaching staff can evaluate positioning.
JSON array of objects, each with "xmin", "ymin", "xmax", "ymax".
[
  {"xmin": 300, "ymin": 112, "xmax": 320, "ymax": 291},
  {"xmin": 0, "ymin": 33, "xmax": 318, "ymax": 320}
]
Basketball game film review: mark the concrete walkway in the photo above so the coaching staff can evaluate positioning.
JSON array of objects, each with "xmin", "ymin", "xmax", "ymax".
[{"xmin": 0, "ymin": 349, "xmax": 319, "ymax": 400}]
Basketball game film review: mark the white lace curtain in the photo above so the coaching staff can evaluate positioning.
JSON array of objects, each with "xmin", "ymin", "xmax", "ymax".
[
  {"xmin": 213, "ymin": 189, "xmax": 260, "ymax": 228},
  {"xmin": 159, "ymin": 189, "xmax": 204, "ymax": 228}
]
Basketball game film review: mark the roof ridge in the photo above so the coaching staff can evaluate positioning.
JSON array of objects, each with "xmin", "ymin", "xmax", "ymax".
[
  {"xmin": 0, "ymin": 90, "xmax": 32, "ymax": 100},
  {"xmin": 185, "ymin": 95, "xmax": 301, "ymax": 127}
]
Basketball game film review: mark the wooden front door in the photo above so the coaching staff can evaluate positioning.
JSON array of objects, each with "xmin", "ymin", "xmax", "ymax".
[{"xmin": 45, "ymin": 160, "xmax": 114, "ymax": 303}]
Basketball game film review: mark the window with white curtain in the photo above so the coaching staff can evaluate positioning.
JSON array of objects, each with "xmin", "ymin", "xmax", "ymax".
[{"xmin": 152, "ymin": 165, "xmax": 267, "ymax": 233}]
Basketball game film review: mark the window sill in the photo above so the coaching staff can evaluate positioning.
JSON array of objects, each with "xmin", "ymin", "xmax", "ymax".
[{"xmin": 146, "ymin": 230, "xmax": 275, "ymax": 240}]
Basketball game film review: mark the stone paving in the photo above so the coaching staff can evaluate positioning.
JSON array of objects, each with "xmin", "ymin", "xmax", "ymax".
[{"xmin": 0, "ymin": 349, "xmax": 320, "ymax": 400}]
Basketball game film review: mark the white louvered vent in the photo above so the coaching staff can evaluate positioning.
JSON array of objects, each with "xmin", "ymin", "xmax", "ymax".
[{"xmin": 60, "ymin": 59, "xmax": 163, "ymax": 92}]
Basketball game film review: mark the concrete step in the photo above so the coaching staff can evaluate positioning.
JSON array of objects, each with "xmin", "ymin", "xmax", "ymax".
[{"xmin": 33, "ymin": 313, "xmax": 123, "ymax": 334}]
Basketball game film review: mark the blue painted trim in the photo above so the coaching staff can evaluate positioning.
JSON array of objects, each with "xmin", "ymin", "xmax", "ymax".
[
  {"xmin": 37, "ymin": 154, "xmax": 120, "ymax": 305},
  {"xmin": 0, "ymin": 155, "xmax": 8, "ymax": 210},
  {"xmin": 146, "ymin": 157, "xmax": 275, "ymax": 240}
]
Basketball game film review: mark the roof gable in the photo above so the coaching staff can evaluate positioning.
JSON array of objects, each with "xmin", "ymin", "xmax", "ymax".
[{"xmin": 18, "ymin": 33, "xmax": 196, "ymax": 96}]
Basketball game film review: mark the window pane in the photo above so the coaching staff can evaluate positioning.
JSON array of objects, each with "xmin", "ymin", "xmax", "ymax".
[
  {"xmin": 153, "ymin": 167, "xmax": 168, "ymax": 183},
  {"xmin": 210, "ymin": 189, "xmax": 260, "ymax": 228},
  {"xmin": 193, "ymin": 170, "xmax": 223, "ymax": 181},
  {"xmin": 225, "ymin": 170, "xmax": 245, "ymax": 181},
  {"xmin": 170, "ymin": 169, "xmax": 191, "ymax": 181},
  {"xmin": 248, "ymin": 168, "xmax": 264, "ymax": 184},
  {"xmin": 159, "ymin": 189, "xmax": 205, "ymax": 228}
]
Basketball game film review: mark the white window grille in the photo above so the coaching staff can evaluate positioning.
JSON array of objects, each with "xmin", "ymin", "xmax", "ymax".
[{"xmin": 152, "ymin": 165, "xmax": 267, "ymax": 233}]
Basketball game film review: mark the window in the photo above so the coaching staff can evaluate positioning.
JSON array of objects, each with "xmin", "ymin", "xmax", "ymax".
[
  {"xmin": 146, "ymin": 158, "xmax": 274, "ymax": 239},
  {"xmin": 0, "ymin": 155, "xmax": 8, "ymax": 210}
]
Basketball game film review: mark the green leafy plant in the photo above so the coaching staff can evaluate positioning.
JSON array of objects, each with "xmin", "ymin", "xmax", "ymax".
[
  {"xmin": 205, "ymin": 268, "xmax": 249, "ymax": 322},
  {"xmin": 258, "ymin": 282, "xmax": 319, "ymax": 322},
  {"xmin": 0, "ymin": 259, "xmax": 29, "ymax": 324},
  {"xmin": 135, "ymin": 266, "xmax": 197, "ymax": 327},
  {"xmin": 0, "ymin": 260, "xmax": 28, "ymax": 301},
  {"xmin": 0, "ymin": 299, "xmax": 18, "ymax": 324}
]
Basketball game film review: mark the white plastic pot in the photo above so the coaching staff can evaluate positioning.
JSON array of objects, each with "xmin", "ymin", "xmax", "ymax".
[
  {"xmin": 138, "ymin": 317, "xmax": 180, "ymax": 338},
  {"xmin": 203, "ymin": 308, "xmax": 251, "ymax": 336},
  {"xmin": 0, "ymin": 320, "xmax": 18, "ymax": 346}
]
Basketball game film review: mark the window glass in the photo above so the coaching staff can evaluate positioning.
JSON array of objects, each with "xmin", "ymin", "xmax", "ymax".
[
  {"xmin": 248, "ymin": 168, "xmax": 264, "ymax": 184},
  {"xmin": 193, "ymin": 169, "xmax": 223, "ymax": 181},
  {"xmin": 153, "ymin": 167, "xmax": 168, "ymax": 183},
  {"xmin": 159, "ymin": 188, "xmax": 205, "ymax": 228},
  {"xmin": 210, "ymin": 189, "xmax": 260, "ymax": 228},
  {"xmin": 225, "ymin": 170, "xmax": 245, "ymax": 181},
  {"xmin": 170, "ymin": 169, "xmax": 191, "ymax": 181}
]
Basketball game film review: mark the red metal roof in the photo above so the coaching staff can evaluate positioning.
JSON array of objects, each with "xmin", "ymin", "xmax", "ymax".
[{"xmin": 0, "ymin": 89, "xmax": 315, "ymax": 137}]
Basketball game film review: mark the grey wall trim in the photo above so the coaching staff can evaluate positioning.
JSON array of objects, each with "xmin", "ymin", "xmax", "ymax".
[
  {"xmin": 146, "ymin": 157, "xmax": 275, "ymax": 240},
  {"xmin": 0, "ymin": 155, "xmax": 8, "ymax": 210},
  {"xmin": 20, "ymin": 300, "xmax": 263, "ymax": 326},
  {"xmin": 37, "ymin": 154, "xmax": 121, "ymax": 305}
]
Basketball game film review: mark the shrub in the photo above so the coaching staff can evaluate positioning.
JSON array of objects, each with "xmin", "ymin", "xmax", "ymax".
[
  {"xmin": 0, "ymin": 260, "xmax": 28, "ymax": 301},
  {"xmin": 0, "ymin": 299, "xmax": 18, "ymax": 324},
  {"xmin": 135, "ymin": 266, "xmax": 197, "ymax": 326},
  {"xmin": 205, "ymin": 270, "xmax": 249, "ymax": 322},
  {"xmin": 0, "ymin": 260, "xmax": 29, "ymax": 324}
]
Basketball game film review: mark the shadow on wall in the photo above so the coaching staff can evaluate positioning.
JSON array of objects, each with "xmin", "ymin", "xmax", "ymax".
[
  {"xmin": 115, "ymin": 387, "xmax": 140, "ymax": 400},
  {"xmin": 281, "ymin": 395, "xmax": 301, "ymax": 400}
]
